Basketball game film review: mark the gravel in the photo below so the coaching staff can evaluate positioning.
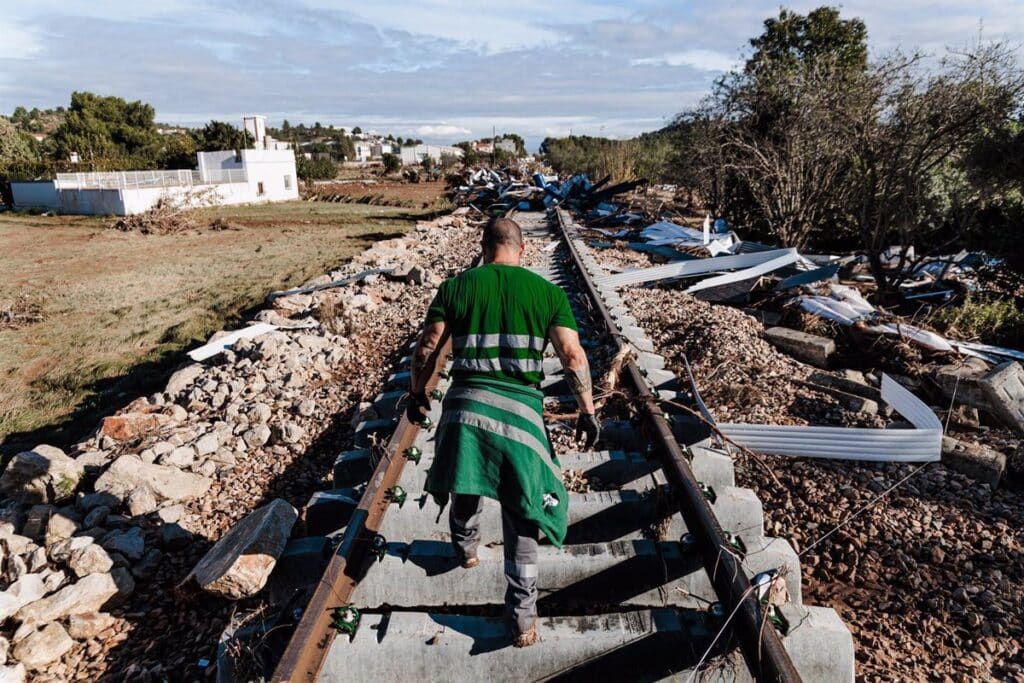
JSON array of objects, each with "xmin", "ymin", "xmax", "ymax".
[
  {"xmin": 623, "ymin": 286, "xmax": 1024, "ymax": 680},
  {"xmin": 13, "ymin": 213, "xmax": 483, "ymax": 682}
]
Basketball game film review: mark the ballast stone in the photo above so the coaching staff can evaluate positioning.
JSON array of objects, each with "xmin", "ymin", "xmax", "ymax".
[
  {"xmin": 0, "ymin": 446, "xmax": 82, "ymax": 505},
  {"xmin": 12, "ymin": 623, "xmax": 72, "ymax": 670},
  {"xmin": 17, "ymin": 569, "xmax": 133, "ymax": 624},
  {"xmin": 94, "ymin": 455, "xmax": 212, "ymax": 503},
  {"xmin": 188, "ymin": 499, "xmax": 297, "ymax": 599}
]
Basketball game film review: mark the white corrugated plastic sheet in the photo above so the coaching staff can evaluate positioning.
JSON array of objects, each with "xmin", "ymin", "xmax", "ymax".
[
  {"xmin": 188, "ymin": 323, "xmax": 278, "ymax": 361},
  {"xmin": 719, "ymin": 375, "xmax": 942, "ymax": 462},
  {"xmin": 685, "ymin": 251, "xmax": 801, "ymax": 294},
  {"xmin": 595, "ymin": 248, "xmax": 797, "ymax": 288}
]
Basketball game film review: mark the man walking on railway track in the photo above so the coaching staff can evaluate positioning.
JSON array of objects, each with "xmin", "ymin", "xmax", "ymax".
[{"xmin": 408, "ymin": 216, "xmax": 599, "ymax": 648}]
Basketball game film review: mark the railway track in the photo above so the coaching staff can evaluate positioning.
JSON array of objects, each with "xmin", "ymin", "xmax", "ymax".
[{"xmin": 265, "ymin": 209, "xmax": 855, "ymax": 682}]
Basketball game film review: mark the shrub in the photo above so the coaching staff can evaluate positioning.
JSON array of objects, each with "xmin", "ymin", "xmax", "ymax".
[{"xmin": 931, "ymin": 296, "xmax": 1024, "ymax": 346}]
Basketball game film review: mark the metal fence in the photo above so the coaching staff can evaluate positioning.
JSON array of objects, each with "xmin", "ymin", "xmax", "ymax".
[{"xmin": 54, "ymin": 168, "xmax": 247, "ymax": 191}]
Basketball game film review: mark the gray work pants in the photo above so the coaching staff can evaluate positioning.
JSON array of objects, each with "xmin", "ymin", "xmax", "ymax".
[{"xmin": 450, "ymin": 493, "xmax": 539, "ymax": 633}]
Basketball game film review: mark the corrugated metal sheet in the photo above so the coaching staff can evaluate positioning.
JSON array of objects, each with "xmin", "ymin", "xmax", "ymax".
[
  {"xmin": 685, "ymin": 251, "xmax": 801, "ymax": 294},
  {"xmin": 719, "ymin": 375, "xmax": 941, "ymax": 462},
  {"xmin": 594, "ymin": 248, "xmax": 797, "ymax": 288}
]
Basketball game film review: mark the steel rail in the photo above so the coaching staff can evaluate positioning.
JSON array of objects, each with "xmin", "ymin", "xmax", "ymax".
[
  {"xmin": 554, "ymin": 208, "xmax": 801, "ymax": 683},
  {"xmin": 270, "ymin": 336, "xmax": 452, "ymax": 683}
]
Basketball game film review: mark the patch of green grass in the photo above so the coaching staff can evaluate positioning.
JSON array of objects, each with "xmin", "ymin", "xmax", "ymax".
[
  {"xmin": 931, "ymin": 295, "xmax": 1024, "ymax": 346},
  {"xmin": 0, "ymin": 200, "xmax": 435, "ymax": 455}
]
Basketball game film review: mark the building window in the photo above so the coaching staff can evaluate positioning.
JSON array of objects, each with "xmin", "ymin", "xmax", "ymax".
[
  {"xmin": 257, "ymin": 182, "xmax": 265, "ymax": 196},
  {"xmin": 284, "ymin": 175, "xmax": 292, "ymax": 190}
]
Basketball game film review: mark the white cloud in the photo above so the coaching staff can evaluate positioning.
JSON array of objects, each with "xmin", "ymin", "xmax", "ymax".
[
  {"xmin": 0, "ymin": 22, "xmax": 44, "ymax": 60},
  {"xmin": 631, "ymin": 49, "xmax": 739, "ymax": 72},
  {"xmin": 415, "ymin": 124, "xmax": 472, "ymax": 137},
  {"xmin": 302, "ymin": 0, "xmax": 628, "ymax": 53}
]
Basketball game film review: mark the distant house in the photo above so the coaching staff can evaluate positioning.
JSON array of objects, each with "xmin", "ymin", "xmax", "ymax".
[
  {"xmin": 495, "ymin": 138, "xmax": 517, "ymax": 154},
  {"xmin": 400, "ymin": 144, "xmax": 464, "ymax": 165},
  {"xmin": 10, "ymin": 115, "xmax": 298, "ymax": 215},
  {"xmin": 472, "ymin": 140, "xmax": 493, "ymax": 154},
  {"xmin": 352, "ymin": 139, "xmax": 400, "ymax": 163}
]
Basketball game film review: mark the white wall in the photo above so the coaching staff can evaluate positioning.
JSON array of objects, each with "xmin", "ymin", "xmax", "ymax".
[
  {"xmin": 399, "ymin": 144, "xmax": 465, "ymax": 165},
  {"xmin": 59, "ymin": 189, "xmax": 125, "ymax": 215},
  {"xmin": 239, "ymin": 148, "xmax": 298, "ymax": 202},
  {"xmin": 197, "ymin": 151, "xmax": 243, "ymax": 179},
  {"xmin": 10, "ymin": 182, "xmax": 59, "ymax": 210},
  {"xmin": 14, "ymin": 147, "xmax": 298, "ymax": 216}
]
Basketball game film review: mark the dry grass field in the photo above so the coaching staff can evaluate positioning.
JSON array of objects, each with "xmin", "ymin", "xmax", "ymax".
[{"xmin": 0, "ymin": 199, "xmax": 442, "ymax": 456}]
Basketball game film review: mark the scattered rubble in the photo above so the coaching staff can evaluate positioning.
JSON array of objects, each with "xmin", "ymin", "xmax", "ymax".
[
  {"xmin": 0, "ymin": 210, "xmax": 482, "ymax": 679},
  {"xmin": 623, "ymin": 285, "xmax": 1023, "ymax": 680}
]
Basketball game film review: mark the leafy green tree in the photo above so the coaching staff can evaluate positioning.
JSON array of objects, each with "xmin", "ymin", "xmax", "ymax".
[
  {"xmin": 158, "ymin": 132, "xmax": 197, "ymax": 169},
  {"xmin": 10, "ymin": 107, "xmax": 30, "ymax": 129},
  {"xmin": 295, "ymin": 153, "xmax": 336, "ymax": 180},
  {"xmin": 0, "ymin": 117, "xmax": 36, "ymax": 172},
  {"xmin": 351, "ymin": 126, "xmax": 362, "ymax": 135},
  {"xmin": 331, "ymin": 131, "xmax": 356, "ymax": 161},
  {"xmin": 454, "ymin": 141, "xmax": 480, "ymax": 165},
  {"xmin": 193, "ymin": 120, "xmax": 253, "ymax": 152},
  {"xmin": 382, "ymin": 153, "xmax": 401, "ymax": 174},
  {"xmin": 47, "ymin": 91, "xmax": 163, "ymax": 168},
  {"xmin": 746, "ymin": 6, "xmax": 867, "ymax": 78}
]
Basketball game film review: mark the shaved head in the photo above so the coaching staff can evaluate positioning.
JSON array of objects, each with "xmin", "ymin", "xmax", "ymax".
[{"xmin": 482, "ymin": 216, "xmax": 523, "ymax": 260}]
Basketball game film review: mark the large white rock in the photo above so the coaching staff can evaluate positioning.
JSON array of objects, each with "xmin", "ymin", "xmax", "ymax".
[
  {"xmin": 0, "ymin": 446, "xmax": 82, "ymax": 505},
  {"xmin": 165, "ymin": 363, "xmax": 204, "ymax": 396},
  {"xmin": 94, "ymin": 455, "xmax": 212, "ymax": 503},
  {"xmin": 0, "ymin": 575, "xmax": 46, "ymax": 622},
  {"xmin": 0, "ymin": 663, "xmax": 25, "ymax": 683},
  {"xmin": 17, "ymin": 569, "xmax": 134, "ymax": 624},
  {"xmin": 12, "ymin": 623, "xmax": 72, "ymax": 670},
  {"xmin": 187, "ymin": 499, "xmax": 297, "ymax": 599},
  {"xmin": 68, "ymin": 543, "xmax": 113, "ymax": 578},
  {"xmin": 47, "ymin": 536, "xmax": 93, "ymax": 564}
]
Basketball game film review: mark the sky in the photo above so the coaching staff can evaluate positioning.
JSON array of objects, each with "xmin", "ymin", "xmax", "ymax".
[{"xmin": 1, "ymin": 1, "xmax": 1022, "ymax": 151}]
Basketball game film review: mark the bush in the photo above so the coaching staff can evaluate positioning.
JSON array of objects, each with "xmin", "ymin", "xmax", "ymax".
[
  {"xmin": 296, "ymin": 155, "xmax": 336, "ymax": 181},
  {"xmin": 932, "ymin": 296, "xmax": 1024, "ymax": 346},
  {"xmin": 382, "ymin": 153, "xmax": 400, "ymax": 174}
]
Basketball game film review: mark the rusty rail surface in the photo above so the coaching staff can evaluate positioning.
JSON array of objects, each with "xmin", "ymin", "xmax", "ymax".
[
  {"xmin": 270, "ymin": 337, "xmax": 452, "ymax": 682},
  {"xmin": 554, "ymin": 207, "xmax": 800, "ymax": 682}
]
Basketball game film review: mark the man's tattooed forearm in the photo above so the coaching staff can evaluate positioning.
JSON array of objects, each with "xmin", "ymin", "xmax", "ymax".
[{"xmin": 567, "ymin": 362, "xmax": 592, "ymax": 395}]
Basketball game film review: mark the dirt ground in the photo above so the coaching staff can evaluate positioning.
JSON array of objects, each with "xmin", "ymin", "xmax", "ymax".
[
  {"xmin": 307, "ymin": 179, "xmax": 447, "ymax": 207},
  {"xmin": 0, "ymin": 201, "xmax": 436, "ymax": 456}
]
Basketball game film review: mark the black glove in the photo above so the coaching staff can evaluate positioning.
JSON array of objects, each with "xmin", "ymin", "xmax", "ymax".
[
  {"xmin": 405, "ymin": 392, "xmax": 431, "ymax": 424},
  {"xmin": 575, "ymin": 413, "xmax": 600, "ymax": 450}
]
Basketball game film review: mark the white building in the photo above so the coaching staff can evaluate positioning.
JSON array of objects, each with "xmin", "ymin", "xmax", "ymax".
[
  {"xmin": 399, "ymin": 144, "xmax": 464, "ymax": 165},
  {"xmin": 10, "ymin": 116, "xmax": 298, "ymax": 216}
]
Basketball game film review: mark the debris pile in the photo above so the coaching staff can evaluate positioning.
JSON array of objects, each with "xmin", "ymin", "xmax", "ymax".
[
  {"xmin": 447, "ymin": 169, "xmax": 645, "ymax": 216},
  {"xmin": 617, "ymin": 257, "xmax": 1023, "ymax": 681},
  {"xmin": 580, "ymin": 208, "xmax": 1024, "ymax": 452},
  {"xmin": 107, "ymin": 188, "xmax": 218, "ymax": 235},
  {"xmin": 0, "ymin": 212, "xmax": 482, "ymax": 680}
]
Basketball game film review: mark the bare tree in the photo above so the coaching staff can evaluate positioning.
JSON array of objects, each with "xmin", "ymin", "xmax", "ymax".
[
  {"xmin": 845, "ymin": 43, "xmax": 1024, "ymax": 299},
  {"xmin": 708, "ymin": 56, "xmax": 860, "ymax": 248}
]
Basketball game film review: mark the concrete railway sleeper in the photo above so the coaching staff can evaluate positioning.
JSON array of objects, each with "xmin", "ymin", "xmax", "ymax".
[{"xmin": 252, "ymin": 210, "xmax": 854, "ymax": 682}]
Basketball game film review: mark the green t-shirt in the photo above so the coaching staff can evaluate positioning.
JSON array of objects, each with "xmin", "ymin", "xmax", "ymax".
[{"xmin": 425, "ymin": 263, "xmax": 578, "ymax": 386}]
